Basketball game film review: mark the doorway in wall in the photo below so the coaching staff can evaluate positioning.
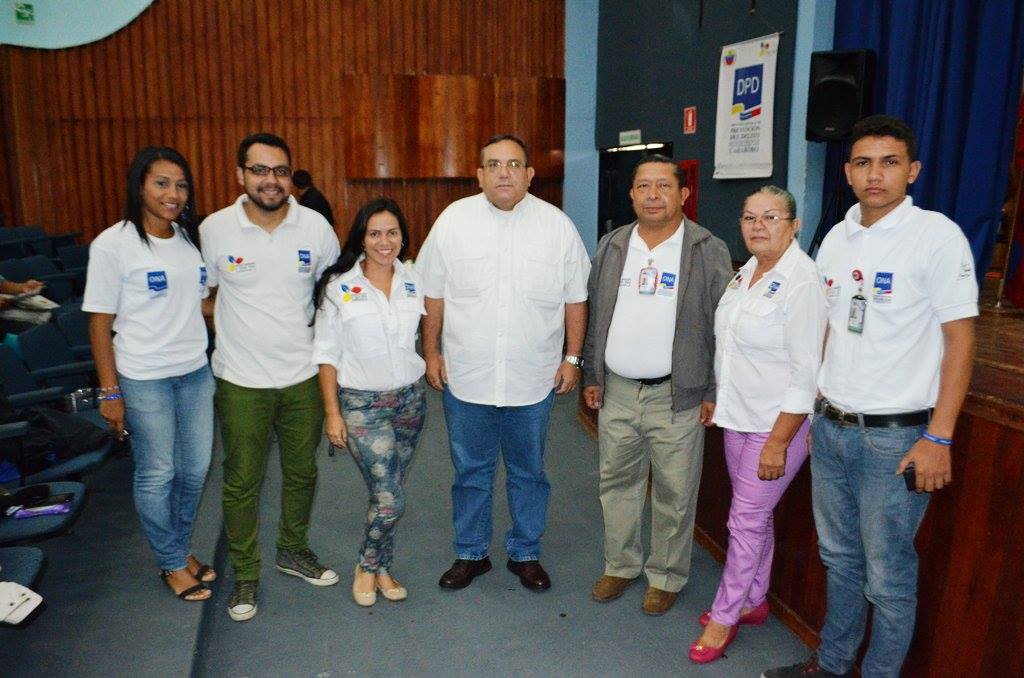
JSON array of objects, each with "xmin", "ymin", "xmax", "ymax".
[{"xmin": 598, "ymin": 142, "xmax": 674, "ymax": 240}]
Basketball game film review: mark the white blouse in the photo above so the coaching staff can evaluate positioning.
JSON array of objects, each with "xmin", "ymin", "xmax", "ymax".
[
  {"xmin": 713, "ymin": 240, "xmax": 826, "ymax": 432},
  {"xmin": 312, "ymin": 257, "xmax": 426, "ymax": 391}
]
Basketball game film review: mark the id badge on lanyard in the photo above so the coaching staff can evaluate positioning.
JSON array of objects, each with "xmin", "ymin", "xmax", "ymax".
[
  {"xmin": 848, "ymin": 268, "xmax": 866, "ymax": 334},
  {"xmin": 638, "ymin": 259, "xmax": 658, "ymax": 295}
]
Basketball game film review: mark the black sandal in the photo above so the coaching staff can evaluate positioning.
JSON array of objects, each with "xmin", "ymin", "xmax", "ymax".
[
  {"xmin": 160, "ymin": 570, "xmax": 210, "ymax": 601},
  {"xmin": 188, "ymin": 555, "xmax": 217, "ymax": 583}
]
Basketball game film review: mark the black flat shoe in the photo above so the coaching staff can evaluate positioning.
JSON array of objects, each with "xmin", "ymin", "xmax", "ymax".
[
  {"xmin": 506, "ymin": 559, "xmax": 551, "ymax": 591},
  {"xmin": 438, "ymin": 557, "xmax": 492, "ymax": 589}
]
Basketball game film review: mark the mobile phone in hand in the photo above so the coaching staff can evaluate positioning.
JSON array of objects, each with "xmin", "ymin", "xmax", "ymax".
[{"xmin": 903, "ymin": 463, "xmax": 917, "ymax": 492}]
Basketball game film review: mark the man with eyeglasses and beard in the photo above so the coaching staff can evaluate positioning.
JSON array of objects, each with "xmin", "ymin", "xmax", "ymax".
[
  {"xmin": 416, "ymin": 134, "xmax": 591, "ymax": 592},
  {"xmin": 200, "ymin": 132, "xmax": 341, "ymax": 622}
]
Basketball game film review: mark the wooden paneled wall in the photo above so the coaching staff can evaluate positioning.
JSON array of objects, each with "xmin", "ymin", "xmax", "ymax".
[{"xmin": 0, "ymin": 0, "xmax": 565, "ymax": 253}]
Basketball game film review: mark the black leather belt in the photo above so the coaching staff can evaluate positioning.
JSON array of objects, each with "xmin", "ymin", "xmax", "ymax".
[
  {"xmin": 636, "ymin": 375, "xmax": 671, "ymax": 386},
  {"xmin": 817, "ymin": 399, "xmax": 931, "ymax": 428}
]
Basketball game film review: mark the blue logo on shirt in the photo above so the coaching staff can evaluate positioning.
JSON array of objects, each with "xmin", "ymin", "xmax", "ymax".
[
  {"xmin": 873, "ymin": 272, "xmax": 893, "ymax": 295},
  {"xmin": 763, "ymin": 280, "xmax": 782, "ymax": 298},
  {"xmin": 199, "ymin": 266, "xmax": 207, "ymax": 287},
  {"xmin": 659, "ymin": 272, "xmax": 676, "ymax": 290},
  {"xmin": 404, "ymin": 281, "xmax": 417, "ymax": 297},
  {"xmin": 147, "ymin": 271, "xmax": 168, "ymax": 294},
  {"xmin": 298, "ymin": 249, "xmax": 312, "ymax": 273}
]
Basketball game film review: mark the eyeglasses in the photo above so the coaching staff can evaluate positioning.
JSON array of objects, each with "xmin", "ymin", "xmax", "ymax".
[
  {"xmin": 740, "ymin": 214, "xmax": 794, "ymax": 226},
  {"xmin": 243, "ymin": 164, "xmax": 292, "ymax": 178},
  {"xmin": 481, "ymin": 159, "xmax": 526, "ymax": 173}
]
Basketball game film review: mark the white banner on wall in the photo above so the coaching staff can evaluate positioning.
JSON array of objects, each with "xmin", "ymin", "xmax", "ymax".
[{"xmin": 713, "ymin": 33, "xmax": 780, "ymax": 179}]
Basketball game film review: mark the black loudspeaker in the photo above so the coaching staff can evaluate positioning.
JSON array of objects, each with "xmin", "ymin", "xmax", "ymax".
[{"xmin": 806, "ymin": 50, "xmax": 876, "ymax": 141}]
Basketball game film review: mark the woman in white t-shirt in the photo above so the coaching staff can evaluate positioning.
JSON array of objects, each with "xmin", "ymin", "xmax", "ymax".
[
  {"xmin": 312, "ymin": 197, "xmax": 427, "ymax": 607},
  {"xmin": 83, "ymin": 147, "xmax": 216, "ymax": 603},
  {"xmin": 689, "ymin": 186, "xmax": 826, "ymax": 663}
]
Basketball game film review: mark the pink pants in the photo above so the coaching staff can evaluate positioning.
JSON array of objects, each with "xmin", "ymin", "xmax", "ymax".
[{"xmin": 709, "ymin": 420, "xmax": 810, "ymax": 626}]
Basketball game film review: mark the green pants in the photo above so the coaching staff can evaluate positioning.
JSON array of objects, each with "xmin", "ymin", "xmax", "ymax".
[{"xmin": 215, "ymin": 376, "xmax": 324, "ymax": 581}]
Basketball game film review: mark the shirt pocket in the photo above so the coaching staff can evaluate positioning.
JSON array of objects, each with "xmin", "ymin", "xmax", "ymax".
[
  {"xmin": 448, "ymin": 256, "xmax": 489, "ymax": 298},
  {"xmin": 340, "ymin": 302, "xmax": 388, "ymax": 357},
  {"xmin": 734, "ymin": 298, "xmax": 785, "ymax": 356},
  {"xmin": 519, "ymin": 255, "xmax": 562, "ymax": 301},
  {"xmin": 393, "ymin": 296, "xmax": 423, "ymax": 349}
]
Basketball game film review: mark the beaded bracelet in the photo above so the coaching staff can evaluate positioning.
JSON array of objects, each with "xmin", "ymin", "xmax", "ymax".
[
  {"xmin": 921, "ymin": 432, "xmax": 952, "ymax": 446},
  {"xmin": 99, "ymin": 392, "xmax": 124, "ymax": 402}
]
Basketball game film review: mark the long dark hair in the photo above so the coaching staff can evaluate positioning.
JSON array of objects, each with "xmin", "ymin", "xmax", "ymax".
[
  {"xmin": 312, "ymin": 197, "xmax": 411, "ymax": 316},
  {"xmin": 122, "ymin": 146, "xmax": 196, "ymax": 246}
]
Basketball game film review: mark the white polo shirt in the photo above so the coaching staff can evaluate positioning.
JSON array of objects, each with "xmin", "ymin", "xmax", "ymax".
[
  {"xmin": 416, "ymin": 192, "xmax": 591, "ymax": 406},
  {"xmin": 713, "ymin": 239, "xmax": 826, "ymax": 432},
  {"xmin": 82, "ymin": 221, "xmax": 209, "ymax": 380},
  {"xmin": 312, "ymin": 257, "xmax": 426, "ymax": 391},
  {"xmin": 603, "ymin": 222, "xmax": 683, "ymax": 379},
  {"xmin": 816, "ymin": 197, "xmax": 978, "ymax": 414},
  {"xmin": 200, "ymin": 195, "xmax": 340, "ymax": 389}
]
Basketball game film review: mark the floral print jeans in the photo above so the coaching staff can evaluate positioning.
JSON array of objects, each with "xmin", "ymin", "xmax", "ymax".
[{"xmin": 339, "ymin": 382, "xmax": 426, "ymax": 573}]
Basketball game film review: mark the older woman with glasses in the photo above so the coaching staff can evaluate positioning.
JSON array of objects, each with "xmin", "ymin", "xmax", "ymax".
[{"xmin": 689, "ymin": 186, "xmax": 826, "ymax": 664}]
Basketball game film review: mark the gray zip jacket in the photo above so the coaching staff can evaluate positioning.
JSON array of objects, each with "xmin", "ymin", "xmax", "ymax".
[{"xmin": 582, "ymin": 217, "xmax": 733, "ymax": 412}]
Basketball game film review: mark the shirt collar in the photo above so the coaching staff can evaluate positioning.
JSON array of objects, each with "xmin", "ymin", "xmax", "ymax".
[
  {"xmin": 337, "ymin": 254, "xmax": 412, "ymax": 284},
  {"xmin": 629, "ymin": 219, "xmax": 685, "ymax": 252},
  {"xmin": 485, "ymin": 192, "xmax": 531, "ymax": 218},
  {"xmin": 234, "ymin": 194, "xmax": 300, "ymax": 230},
  {"xmin": 843, "ymin": 196, "xmax": 913, "ymax": 236}
]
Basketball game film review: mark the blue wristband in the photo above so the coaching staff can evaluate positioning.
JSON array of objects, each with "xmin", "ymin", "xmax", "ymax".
[{"xmin": 921, "ymin": 432, "xmax": 952, "ymax": 446}]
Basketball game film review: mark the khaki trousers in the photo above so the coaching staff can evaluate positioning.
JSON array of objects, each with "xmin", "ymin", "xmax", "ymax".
[{"xmin": 598, "ymin": 372, "xmax": 705, "ymax": 592}]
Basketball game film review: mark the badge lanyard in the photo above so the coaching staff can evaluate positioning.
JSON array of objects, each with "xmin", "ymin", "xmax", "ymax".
[
  {"xmin": 848, "ymin": 268, "xmax": 866, "ymax": 334},
  {"xmin": 638, "ymin": 258, "xmax": 658, "ymax": 295}
]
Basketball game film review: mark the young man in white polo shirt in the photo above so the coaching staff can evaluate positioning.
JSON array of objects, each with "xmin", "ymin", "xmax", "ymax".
[
  {"xmin": 200, "ymin": 133, "xmax": 341, "ymax": 621},
  {"xmin": 582, "ymin": 155, "xmax": 733, "ymax": 615},
  {"xmin": 764, "ymin": 116, "xmax": 977, "ymax": 677}
]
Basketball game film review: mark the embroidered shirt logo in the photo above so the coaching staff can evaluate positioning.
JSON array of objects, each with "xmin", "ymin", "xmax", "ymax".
[
  {"xmin": 147, "ymin": 271, "xmax": 168, "ymax": 297},
  {"xmin": 298, "ymin": 249, "xmax": 312, "ymax": 273}
]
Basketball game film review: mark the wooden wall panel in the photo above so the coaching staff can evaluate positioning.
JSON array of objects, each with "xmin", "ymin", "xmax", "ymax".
[{"xmin": 0, "ymin": 0, "xmax": 565, "ymax": 247}]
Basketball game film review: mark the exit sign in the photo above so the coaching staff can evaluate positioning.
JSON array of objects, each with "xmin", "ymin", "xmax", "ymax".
[{"xmin": 15, "ymin": 3, "xmax": 34, "ymax": 24}]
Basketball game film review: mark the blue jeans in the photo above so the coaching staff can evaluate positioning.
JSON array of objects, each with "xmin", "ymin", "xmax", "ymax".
[
  {"xmin": 120, "ymin": 365, "xmax": 215, "ymax": 571},
  {"xmin": 340, "ymin": 382, "xmax": 426, "ymax": 573},
  {"xmin": 442, "ymin": 388, "xmax": 554, "ymax": 561},
  {"xmin": 811, "ymin": 416, "xmax": 930, "ymax": 678}
]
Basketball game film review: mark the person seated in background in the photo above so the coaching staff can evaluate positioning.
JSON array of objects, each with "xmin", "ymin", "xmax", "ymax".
[
  {"xmin": 688, "ymin": 185, "xmax": 826, "ymax": 664},
  {"xmin": 293, "ymin": 169, "xmax": 336, "ymax": 227},
  {"xmin": 0, "ymin": 275, "xmax": 45, "ymax": 335}
]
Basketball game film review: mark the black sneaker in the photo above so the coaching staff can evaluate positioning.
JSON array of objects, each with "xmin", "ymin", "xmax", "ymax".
[
  {"xmin": 762, "ymin": 656, "xmax": 853, "ymax": 678},
  {"xmin": 227, "ymin": 579, "xmax": 258, "ymax": 622}
]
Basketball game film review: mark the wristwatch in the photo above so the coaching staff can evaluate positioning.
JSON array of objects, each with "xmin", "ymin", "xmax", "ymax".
[{"xmin": 564, "ymin": 354, "xmax": 584, "ymax": 369}]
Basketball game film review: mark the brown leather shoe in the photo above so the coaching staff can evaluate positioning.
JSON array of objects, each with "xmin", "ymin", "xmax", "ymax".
[
  {"xmin": 642, "ymin": 586, "xmax": 678, "ymax": 615},
  {"xmin": 591, "ymin": 575, "xmax": 637, "ymax": 602},
  {"xmin": 438, "ymin": 557, "xmax": 492, "ymax": 589},
  {"xmin": 506, "ymin": 559, "xmax": 551, "ymax": 591}
]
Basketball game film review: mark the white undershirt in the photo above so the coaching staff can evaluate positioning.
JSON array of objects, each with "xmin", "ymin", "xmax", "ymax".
[{"xmin": 603, "ymin": 223, "xmax": 684, "ymax": 379}]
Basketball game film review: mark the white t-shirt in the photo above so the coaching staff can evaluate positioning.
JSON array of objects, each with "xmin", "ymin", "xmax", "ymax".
[
  {"xmin": 416, "ymin": 192, "xmax": 591, "ymax": 406},
  {"xmin": 713, "ymin": 240, "xmax": 827, "ymax": 432},
  {"xmin": 604, "ymin": 223, "xmax": 683, "ymax": 379},
  {"xmin": 816, "ymin": 197, "xmax": 978, "ymax": 414},
  {"xmin": 82, "ymin": 221, "xmax": 209, "ymax": 380},
  {"xmin": 312, "ymin": 257, "xmax": 426, "ymax": 391},
  {"xmin": 200, "ymin": 195, "xmax": 340, "ymax": 389}
]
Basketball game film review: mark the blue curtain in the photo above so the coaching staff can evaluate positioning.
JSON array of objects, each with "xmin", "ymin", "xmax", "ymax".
[{"xmin": 830, "ymin": 0, "xmax": 1024, "ymax": 277}]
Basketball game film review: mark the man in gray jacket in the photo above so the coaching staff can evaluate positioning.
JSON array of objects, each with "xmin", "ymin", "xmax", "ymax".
[{"xmin": 583, "ymin": 154, "xmax": 732, "ymax": 615}]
